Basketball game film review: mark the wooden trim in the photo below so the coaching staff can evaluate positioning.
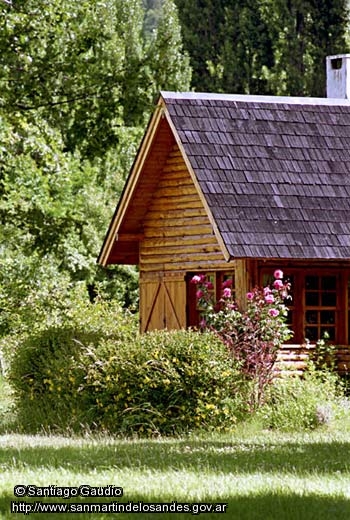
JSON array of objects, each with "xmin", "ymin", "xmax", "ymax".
[
  {"xmin": 140, "ymin": 271, "xmax": 186, "ymax": 282},
  {"xmin": 144, "ymin": 282, "xmax": 162, "ymax": 331},
  {"xmin": 116, "ymin": 233, "xmax": 144, "ymax": 242},
  {"xmin": 162, "ymin": 103, "xmax": 231, "ymax": 263}
]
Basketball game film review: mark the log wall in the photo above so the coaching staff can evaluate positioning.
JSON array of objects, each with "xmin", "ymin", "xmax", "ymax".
[
  {"xmin": 274, "ymin": 344, "xmax": 350, "ymax": 376},
  {"xmin": 139, "ymin": 144, "xmax": 234, "ymax": 274}
]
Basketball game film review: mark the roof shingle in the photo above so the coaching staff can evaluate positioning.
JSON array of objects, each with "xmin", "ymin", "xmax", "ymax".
[{"xmin": 162, "ymin": 91, "xmax": 350, "ymax": 259}]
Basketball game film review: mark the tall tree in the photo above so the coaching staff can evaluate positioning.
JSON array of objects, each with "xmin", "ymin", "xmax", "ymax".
[
  {"xmin": 148, "ymin": 0, "xmax": 191, "ymax": 92},
  {"xmin": 264, "ymin": 0, "xmax": 349, "ymax": 96},
  {"xmin": 0, "ymin": 0, "xmax": 191, "ymax": 157},
  {"xmin": 213, "ymin": 0, "xmax": 276, "ymax": 94},
  {"xmin": 0, "ymin": 0, "xmax": 191, "ymax": 336},
  {"xmin": 173, "ymin": 0, "xmax": 227, "ymax": 91},
  {"xmin": 143, "ymin": 0, "xmax": 165, "ymax": 35},
  {"xmin": 174, "ymin": 0, "xmax": 349, "ymax": 96}
]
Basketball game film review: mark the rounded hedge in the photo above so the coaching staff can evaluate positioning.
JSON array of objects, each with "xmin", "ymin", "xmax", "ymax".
[
  {"xmin": 8, "ymin": 305, "xmax": 246, "ymax": 435},
  {"xmin": 82, "ymin": 329, "xmax": 245, "ymax": 435},
  {"xmin": 8, "ymin": 301, "xmax": 138, "ymax": 432}
]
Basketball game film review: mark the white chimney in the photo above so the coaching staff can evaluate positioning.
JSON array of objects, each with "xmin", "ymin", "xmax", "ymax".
[{"xmin": 326, "ymin": 54, "xmax": 350, "ymax": 99}]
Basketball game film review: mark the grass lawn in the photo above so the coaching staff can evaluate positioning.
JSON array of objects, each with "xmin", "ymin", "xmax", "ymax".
[
  {"xmin": 0, "ymin": 428, "xmax": 349, "ymax": 519},
  {"xmin": 1, "ymin": 377, "xmax": 350, "ymax": 519}
]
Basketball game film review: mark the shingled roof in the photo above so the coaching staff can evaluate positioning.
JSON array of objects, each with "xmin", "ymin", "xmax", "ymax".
[
  {"xmin": 99, "ymin": 91, "xmax": 350, "ymax": 265},
  {"xmin": 162, "ymin": 92, "xmax": 350, "ymax": 259}
]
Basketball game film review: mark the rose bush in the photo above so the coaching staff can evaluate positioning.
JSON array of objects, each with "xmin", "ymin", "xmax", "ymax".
[{"xmin": 191, "ymin": 270, "xmax": 293, "ymax": 408}]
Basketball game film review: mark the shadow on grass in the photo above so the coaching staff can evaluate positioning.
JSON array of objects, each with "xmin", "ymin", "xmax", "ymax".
[
  {"xmin": 0, "ymin": 492, "xmax": 349, "ymax": 520},
  {"xmin": 0, "ymin": 438, "xmax": 349, "ymax": 474}
]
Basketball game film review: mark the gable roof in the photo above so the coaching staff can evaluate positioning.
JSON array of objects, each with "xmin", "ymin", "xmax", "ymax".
[{"xmin": 99, "ymin": 91, "xmax": 350, "ymax": 265}]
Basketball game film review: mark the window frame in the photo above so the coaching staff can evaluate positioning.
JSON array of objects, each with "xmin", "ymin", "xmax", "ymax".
[{"xmin": 259, "ymin": 267, "xmax": 348, "ymax": 345}]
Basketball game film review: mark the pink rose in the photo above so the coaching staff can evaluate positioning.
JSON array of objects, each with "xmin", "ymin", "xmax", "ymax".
[
  {"xmin": 246, "ymin": 292, "xmax": 254, "ymax": 300},
  {"xmin": 263, "ymin": 286, "xmax": 272, "ymax": 296},
  {"xmin": 268, "ymin": 308, "xmax": 279, "ymax": 317},
  {"xmin": 191, "ymin": 275, "xmax": 201, "ymax": 284},
  {"xmin": 196, "ymin": 290, "xmax": 204, "ymax": 299},
  {"xmin": 222, "ymin": 279, "xmax": 233, "ymax": 288},
  {"xmin": 274, "ymin": 269, "xmax": 283, "ymax": 280},
  {"xmin": 265, "ymin": 294, "xmax": 275, "ymax": 304},
  {"xmin": 223, "ymin": 287, "xmax": 232, "ymax": 298},
  {"xmin": 273, "ymin": 279, "xmax": 283, "ymax": 289},
  {"xmin": 204, "ymin": 281, "xmax": 214, "ymax": 290}
]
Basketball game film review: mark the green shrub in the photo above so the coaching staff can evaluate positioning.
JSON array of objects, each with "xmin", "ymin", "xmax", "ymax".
[
  {"xmin": 8, "ymin": 305, "xmax": 246, "ymax": 435},
  {"xmin": 8, "ymin": 300, "xmax": 138, "ymax": 432},
  {"xmin": 258, "ymin": 368, "xmax": 344, "ymax": 431},
  {"xmin": 82, "ymin": 329, "xmax": 246, "ymax": 435}
]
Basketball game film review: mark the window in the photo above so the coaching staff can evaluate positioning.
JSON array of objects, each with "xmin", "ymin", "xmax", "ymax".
[
  {"xmin": 304, "ymin": 275, "xmax": 337, "ymax": 341},
  {"xmin": 187, "ymin": 271, "xmax": 235, "ymax": 327},
  {"xmin": 260, "ymin": 268, "xmax": 346, "ymax": 344}
]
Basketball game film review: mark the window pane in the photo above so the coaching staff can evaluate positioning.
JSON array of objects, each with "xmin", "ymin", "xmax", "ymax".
[
  {"xmin": 305, "ymin": 327, "xmax": 318, "ymax": 341},
  {"xmin": 321, "ymin": 292, "xmax": 337, "ymax": 306},
  {"xmin": 320, "ymin": 310, "xmax": 335, "ymax": 324},
  {"xmin": 306, "ymin": 310, "xmax": 318, "ymax": 324},
  {"xmin": 306, "ymin": 276, "xmax": 318, "ymax": 290},
  {"xmin": 321, "ymin": 276, "xmax": 336, "ymax": 290},
  {"xmin": 304, "ymin": 273, "xmax": 338, "ymax": 343},
  {"xmin": 305, "ymin": 292, "xmax": 319, "ymax": 306}
]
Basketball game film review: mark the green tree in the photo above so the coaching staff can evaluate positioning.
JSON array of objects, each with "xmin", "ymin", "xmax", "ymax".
[
  {"xmin": 0, "ymin": 0, "xmax": 146, "ymax": 158},
  {"xmin": 266, "ymin": 0, "xmax": 349, "ymax": 96},
  {"xmin": 0, "ymin": 0, "xmax": 191, "ymax": 157},
  {"xmin": 174, "ymin": 0, "xmax": 349, "ymax": 96},
  {"xmin": 143, "ymin": 0, "xmax": 165, "ymax": 36},
  {"xmin": 211, "ymin": 0, "xmax": 276, "ymax": 94},
  {"xmin": 148, "ymin": 0, "xmax": 191, "ymax": 92},
  {"xmin": 174, "ymin": 0, "xmax": 227, "ymax": 92},
  {"xmin": 0, "ymin": 0, "xmax": 191, "ymax": 339}
]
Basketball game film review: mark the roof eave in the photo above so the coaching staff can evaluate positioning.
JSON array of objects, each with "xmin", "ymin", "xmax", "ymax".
[{"xmin": 97, "ymin": 98, "xmax": 165, "ymax": 266}]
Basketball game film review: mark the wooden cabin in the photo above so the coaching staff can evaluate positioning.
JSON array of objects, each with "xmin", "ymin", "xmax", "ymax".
[{"xmin": 98, "ymin": 55, "xmax": 350, "ymax": 372}]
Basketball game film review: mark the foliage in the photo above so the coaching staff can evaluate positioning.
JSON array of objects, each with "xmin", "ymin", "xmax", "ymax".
[
  {"xmin": 7, "ymin": 300, "xmax": 138, "ymax": 432},
  {"xmin": 259, "ymin": 368, "xmax": 344, "ymax": 431},
  {"xmin": 191, "ymin": 270, "xmax": 292, "ymax": 409},
  {"xmin": 8, "ymin": 322, "xmax": 245, "ymax": 434},
  {"xmin": 0, "ymin": 0, "xmax": 192, "ymax": 341},
  {"xmin": 308, "ymin": 334, "xmax": 338, "ymax": 372},
  {"xmin": 175, "ymin": 0, "xmax": 349, "ymax": 96},
  {"xmin": 143, "ymin": 0, "xmax": 165, "ymax": 35},
  {"xmin": 83, "ymin": 329, "xmax": 245, "ymax": 435},
  {"xmin": 147, "ymin": 0, "xmax": 191, "ymax": 94},
  {"xmin": 260, "ymin": 0, "xmax": 349, "ymax": 97},
  {"xmin": 0, "ymin": 0, "xmax": 190, "ymax": 157}
]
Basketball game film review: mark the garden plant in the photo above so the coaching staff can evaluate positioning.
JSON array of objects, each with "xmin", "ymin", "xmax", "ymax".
[{"xmin": 191, "ymin": 269, "xmax": 293, "ymax": 408}]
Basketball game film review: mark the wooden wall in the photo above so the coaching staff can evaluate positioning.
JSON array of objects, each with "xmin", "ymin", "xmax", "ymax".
[
  {"xmin": 139, "ymin": 143, "xmax": 237, "ymax": 331},
  {"xmin": 139, "ymin": 144, "xmax": 232, "ymax": 274}
]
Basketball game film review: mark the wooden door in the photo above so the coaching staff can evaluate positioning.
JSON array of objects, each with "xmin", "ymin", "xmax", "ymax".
[{"xmin": 140, "ymin": 275, "xmax": 186, "ymax": 332}]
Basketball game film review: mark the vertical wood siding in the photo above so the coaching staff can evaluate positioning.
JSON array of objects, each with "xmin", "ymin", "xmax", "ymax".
[{"xmin": 140, "ymin": 275, "xmax": 187, "ymax": 332}]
